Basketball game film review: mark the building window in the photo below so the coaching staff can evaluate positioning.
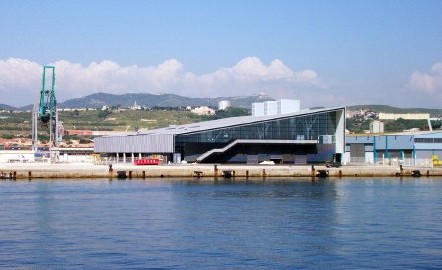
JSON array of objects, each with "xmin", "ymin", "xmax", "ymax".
[{"xmin": 414, "ymin": 138, "xmax": 442, "ymax": 143}]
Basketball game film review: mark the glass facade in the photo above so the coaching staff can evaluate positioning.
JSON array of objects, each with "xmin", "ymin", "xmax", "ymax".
[{"xmin": 175, "ymin": 110, "xmax": 340, "ymax": 162}]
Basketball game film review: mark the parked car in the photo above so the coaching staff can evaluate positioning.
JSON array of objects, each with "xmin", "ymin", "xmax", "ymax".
[
  {"xmin": 325, "ymin": 153, "xmax": 342, "ymax": 168},
  {"xmin": 325, "ymin": 161, "xmax": 341, "ymax": 168}
]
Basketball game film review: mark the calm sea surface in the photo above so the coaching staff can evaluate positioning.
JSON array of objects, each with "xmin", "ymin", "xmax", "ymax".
[{"xmin": 0, "ymin": 177, "xmax": 441, "ymax": 269}]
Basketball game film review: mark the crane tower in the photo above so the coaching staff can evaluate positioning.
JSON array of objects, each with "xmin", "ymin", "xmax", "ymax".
[{"xmin": 32, "ymin": 65, "xmax": 62, "ymax": 150}]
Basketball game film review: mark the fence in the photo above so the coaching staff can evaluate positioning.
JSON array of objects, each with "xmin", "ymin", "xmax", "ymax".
[{"xmin": 346, "ymin": 156, "xmax": 433, "ymax": 167}]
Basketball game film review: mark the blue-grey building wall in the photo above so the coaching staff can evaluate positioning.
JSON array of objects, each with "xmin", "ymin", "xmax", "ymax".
[{"xmin": 346, "ymin": 131, "xmax": 442, "ymax": 162}]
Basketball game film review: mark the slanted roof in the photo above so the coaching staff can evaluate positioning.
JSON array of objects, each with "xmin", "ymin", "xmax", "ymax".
[{"xmin": 136, "ymin": 106, "xmax": 345, "ymax": 136}]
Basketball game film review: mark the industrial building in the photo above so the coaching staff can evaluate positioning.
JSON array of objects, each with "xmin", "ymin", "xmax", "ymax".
[
  {"xmin": 94, "ymin": 106, "xmax": 346, "ymax": 164},
  {"xmin": 378, "ymin": 113, "xmax": 430, "ymax": 120},
  {"xmin": 345, "ymin": 131, "xmax": 442, "ymax": 166}
]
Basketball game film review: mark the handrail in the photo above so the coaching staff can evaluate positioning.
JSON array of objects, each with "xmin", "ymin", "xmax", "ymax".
[{"xmin": 196, "ymin": 139, "xmax": 317, "ymax": 162}]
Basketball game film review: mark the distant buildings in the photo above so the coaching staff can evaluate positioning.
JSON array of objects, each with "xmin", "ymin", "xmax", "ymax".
[
  {"xmin": 252, "ymin": 99, "xmax": 300, "ymax": 116},
  {"xmin": 370, "ymin": 120, "xmax": 384, "ymax": 133},
  {"xmin": 191, "ymin": 106, "xmax": 216, "ymax": 116},
  {"xmin": 346, "ymin": 109, "xmax": 378, "ymax": 121},
  {"xmin": 218, "ymin": 100, "xmax": 230, "ymax": 110},
  {"xmin": 379, "ymin": 113, "xmax": 430, "ymax": 120},
  {"xmin": 131, "ymin": 101, "xmax": 142, "ymax": 110},
  {"xmin": 378, "ymin": 113, "xmax": 430, "ymax": 120}
]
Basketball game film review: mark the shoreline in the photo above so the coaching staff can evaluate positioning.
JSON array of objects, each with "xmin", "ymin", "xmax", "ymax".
[{"xmin": 1, "ymin": 162, "xmax": 442, "ymax": 180}]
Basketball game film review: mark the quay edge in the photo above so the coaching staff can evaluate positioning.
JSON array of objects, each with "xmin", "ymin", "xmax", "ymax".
[{"xmin": 1, "ymin": 163, "xmax": 442, "ymax": 180}]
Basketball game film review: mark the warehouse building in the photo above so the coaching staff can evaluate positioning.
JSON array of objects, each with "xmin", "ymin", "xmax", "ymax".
[
  {"xmin": 345, "ymin": 131, "xmax": 442, "ymax": 166},
  {"xmin": 94, "ymin": 106, "xmax": 346, "ymax": 164}
]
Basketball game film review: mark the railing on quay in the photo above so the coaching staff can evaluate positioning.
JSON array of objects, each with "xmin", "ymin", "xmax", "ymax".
[{"xmin": 346, "ymin": 157, "xmax": 434, "ymax": 168}]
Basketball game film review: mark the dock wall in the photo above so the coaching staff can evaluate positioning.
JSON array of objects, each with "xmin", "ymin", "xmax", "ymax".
[{"xmin": 1, "ymin": 163, "xmax": 442, "ymax": 180}]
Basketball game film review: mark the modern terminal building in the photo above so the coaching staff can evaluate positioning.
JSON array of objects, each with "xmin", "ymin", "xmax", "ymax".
[
  {"xmin": 345, "ymin": 131, "xmax": 442, "ymax": 165},
  {"xmin": 94, "ymin": 102, "xmax": 345, "ymax": 164}
]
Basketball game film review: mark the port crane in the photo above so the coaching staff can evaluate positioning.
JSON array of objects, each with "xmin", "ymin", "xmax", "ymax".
[{"xmin": 32, "ymin": 66, "xmax": 62, "ymax": 150}]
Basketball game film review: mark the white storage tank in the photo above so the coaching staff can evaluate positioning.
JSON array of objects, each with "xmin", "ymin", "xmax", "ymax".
[{"xmin": 218, "ymin": 100, "xmax": 230, "ymax": 110}]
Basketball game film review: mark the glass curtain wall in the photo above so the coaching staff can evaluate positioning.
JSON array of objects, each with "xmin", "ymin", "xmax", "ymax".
[{"xmin": 175, "ymin": 111, "xmax": 338, "ymax": 158}]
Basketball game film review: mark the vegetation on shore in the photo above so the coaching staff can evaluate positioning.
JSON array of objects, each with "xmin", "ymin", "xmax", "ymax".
[
  {"xmin": 0, "ymin": 107, "xmax": 250, "ymax": 140},
  {"xmin": 1, "ymin": 104, "xmax": 441, "ymax": 142}
]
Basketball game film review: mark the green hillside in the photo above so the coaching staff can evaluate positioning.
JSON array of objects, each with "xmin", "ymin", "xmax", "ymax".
[
  {"xmin": 348, "ymin": 105, "xmax": 442, "ymax": 117},
  {"xmin": 0, "ymin": 107, "xmax": 250, "ymax": 140}
]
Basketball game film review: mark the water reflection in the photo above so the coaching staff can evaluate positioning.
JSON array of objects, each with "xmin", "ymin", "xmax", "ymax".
[{"xmin": 0, "ymin": 178, "xmax": 441, "ymax": 269}]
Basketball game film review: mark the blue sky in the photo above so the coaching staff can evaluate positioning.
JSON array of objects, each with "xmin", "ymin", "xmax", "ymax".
[{"xmin": 1, "ymin": 0, "xmax": 441, "ymax": 108}]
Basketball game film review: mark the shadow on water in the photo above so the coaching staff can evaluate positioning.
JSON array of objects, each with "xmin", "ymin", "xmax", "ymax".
[{"xmin": 174, "ymin": 177, "xmax": 338, "ymax": 200}]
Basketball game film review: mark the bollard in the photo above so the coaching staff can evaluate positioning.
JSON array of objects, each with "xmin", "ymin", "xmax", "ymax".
[
  {"xmin": 316, "ymin": 170, "xmax": 329, "ymax": 178},
  {"xmin": 142, "ymin": 171, "xmax": 146, "ymax": 179},
  {"xmin": 193, "ymin": 171, "xmax": 203, "ymax": 177},
  {"xmin": 214, "ymin": 165, "xmax": 218, "ymax": 178},
  {"xmin": 117, "ymin": 171, "xmax": 127, "ymax": 179},
  {"xmin": 28, "ymin": 171, "xmax": 32, "ymax": 180},
  {"xmin": 108, "ymin": 164, "xmax": 114, "ymax": 179},
  {"xmin": 128, "ymin": 171, "xmax": 132, "ymax": 179},
  {"xmin": 246, "ymin": 170, "xmax": 249, "ymax": 179},
  {"xmin": 411, "ymin": 170, "xmax": 421, "ymax": 177},
  {"xmin": 222, "ymin": 170, "xmax": 235, "ymax": 178}
]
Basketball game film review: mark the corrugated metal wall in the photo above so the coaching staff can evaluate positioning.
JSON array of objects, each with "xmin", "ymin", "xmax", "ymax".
[{"xmin": 94, "ymin": 134, "xmax": 174, "ymax": 153}]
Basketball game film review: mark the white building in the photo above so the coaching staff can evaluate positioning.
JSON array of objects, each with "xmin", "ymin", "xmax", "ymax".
[
  {"xmin": 218, "ymin": 100, "xmax": 230, "ymax": 110},
  {"xmin": 252, "ymin": 102, "xmax": 265, "ymax": 116},
  {"xmin": 131, "ymin": 101, "xmax": 142, "ymax": 110},
  {"xmin": 191, "ymin": 106, "xmax": 216, "ymax": 116},
  {"xmin": 370, "ymin": 120, "xmax": 384, "ymax": 133},
  {"xmin": 264, "ymin": 101, "xmax": 278, "ymax": 116},
  {"xmin": 278, "ymin": 99, "xmax": 300, "ymax": 114},
  {"xmin": 252, "ymin": 99, "xmax": 301, "ymax": 116},
  {"xmin": 378, "ymin": 113, "xmax": 430, "ymax": 120}
]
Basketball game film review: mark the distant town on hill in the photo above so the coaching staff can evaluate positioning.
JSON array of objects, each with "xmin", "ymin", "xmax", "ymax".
[
  {"xmin": 1, "ymin": 92, "xmax": 442, "ymax": 143},
  {"xmin": 1, "ymin": 92, "xmax": 441, "ymax": 115},
  {"xmin": 0, "ymin": 92, "xmax": 275, "ymax": 111}
]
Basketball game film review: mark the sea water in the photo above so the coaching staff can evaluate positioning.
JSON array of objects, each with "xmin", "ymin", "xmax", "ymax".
[{"xmin": 0, "ymin": 178, "xmax": 441, "ymax": 269}]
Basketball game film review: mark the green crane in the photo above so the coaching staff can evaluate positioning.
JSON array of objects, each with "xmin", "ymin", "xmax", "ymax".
[
  {"xmin": 32, "ymin": 65, "xmax": 61, "ymax": 149},
  {"xmin": 39, "ymin": 66, "xmax": 56, "ymax": 124}
]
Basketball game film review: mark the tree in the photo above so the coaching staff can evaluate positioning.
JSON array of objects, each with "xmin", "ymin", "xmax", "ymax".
[
  {"xmin": 97, "ymin": 110, "xmax": 111, "ymax": 118},
  {"xmin": 214, "ymin": 107, "xmax": 250, "ymax": 119}
]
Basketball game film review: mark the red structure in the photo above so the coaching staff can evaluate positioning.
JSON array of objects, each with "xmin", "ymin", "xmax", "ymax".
[
  {"xmin": 65, "ymin": 130, "xmax": 93, "ymax": 136},
  {"xmin": 134, "ymin": 158, "xmax": 160, "ymax": 165}
]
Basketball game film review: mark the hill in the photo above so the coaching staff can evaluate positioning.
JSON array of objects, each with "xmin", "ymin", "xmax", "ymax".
[
  {"xmin": 59, "ymin": 92, "xmax": 274, "ymax": 109},
  {"xmin": 347, "ymin": 105, "xmax": 442, "ymax": 117},
  {"xmin": 0, "ymin": 104, "xmax": 18, "ymax": 111}
]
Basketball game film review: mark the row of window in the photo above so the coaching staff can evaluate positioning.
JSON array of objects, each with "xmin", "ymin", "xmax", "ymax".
[
  {"xmin": 415, "ymin": 138, "xmax": 442, "ymax": 143},
  {"xmin": 175, "ymin": 111, "xmax": 342, "ymax": 155},
  {"xmin": 175, "ymin": 112, "xmax": 338, "ymax": 144}
]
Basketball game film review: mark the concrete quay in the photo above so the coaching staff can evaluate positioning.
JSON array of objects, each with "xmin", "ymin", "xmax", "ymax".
[{"xmin": 1, "ymin": 162, "xmax": 442, "ymax": 180}]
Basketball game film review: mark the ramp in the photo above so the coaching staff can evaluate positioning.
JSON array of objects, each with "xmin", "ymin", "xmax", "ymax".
[{"xmin": 196, "ymin": 139, "xmax": 317, "ymax": 163}]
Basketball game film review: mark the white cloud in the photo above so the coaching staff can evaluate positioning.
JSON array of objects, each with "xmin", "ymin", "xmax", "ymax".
[
  {"xmin": 0, "ymin": 57, "xmax": 325, "ymax": 107},
  {"xmin": 0, "ymin": 58, "xmax": 41, "ymax": 103},
  {"xmin": 409, "ymin": 62, "xmax": 442, "ymax": 94}
]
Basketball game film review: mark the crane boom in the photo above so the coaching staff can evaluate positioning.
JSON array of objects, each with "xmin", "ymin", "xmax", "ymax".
[
  {"xmin": 32, "ymin": 65, "xmax": 61, "ymax": 150},
  {"xmin": 39, "ymin": 66, "xmax": 56, "ymax": 123}
]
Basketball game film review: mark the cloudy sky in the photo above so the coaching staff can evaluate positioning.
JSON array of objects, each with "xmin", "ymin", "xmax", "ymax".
[{"xmin": 1, "ymin": 0, "xmax": 441, "ymax": 108}]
